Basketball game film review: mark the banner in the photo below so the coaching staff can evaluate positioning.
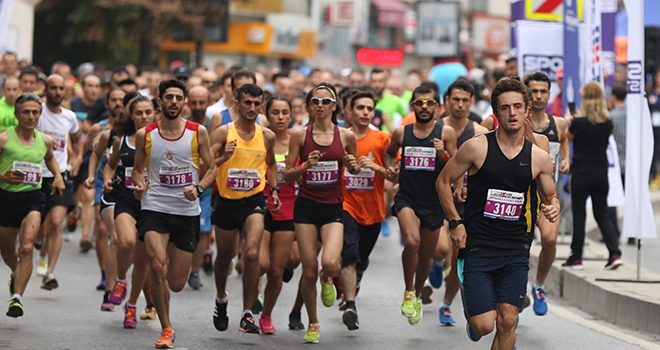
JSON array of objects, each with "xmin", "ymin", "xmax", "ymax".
[
  {"xmin": 622, "ymin": 0, "xmax": 657, "ymax": 239},
  {"xmin": 516, "ymin": 20, "xmax": 564, "ymax": 80},
  {"xmin": 0, "ymin": 0, "xmax": 14, "ymax": 52},
  {"xmin": 584, "ymin": 0, "xmax": 604, "ymax": 84},
  {"xmin": 587, "ymin": 135, "xmax": 625, "ymax": 208},
  {"xmin": 564, "ymin": 0, "xmax": 581, "ymax": 108},
  {"xmin": 601, "ymin": 0, "xmax": 617, "ymax": 87}
]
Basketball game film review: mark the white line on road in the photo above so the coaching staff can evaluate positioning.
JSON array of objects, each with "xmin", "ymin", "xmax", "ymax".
[{"xmin": 550, "ymin": 304, "xmax": 660, "ymax": 350}]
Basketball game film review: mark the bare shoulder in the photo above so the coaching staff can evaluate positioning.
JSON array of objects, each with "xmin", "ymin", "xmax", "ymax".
[
  {"xmin": 554, "ymin": 116, "xmax": 568, "ymax": 129},
  {"xmin": 532, "ymin": 143, "xmax": 552, "ymax": 164},
  {"xmin": 442, "ymin": 124, "xmax": 457, "ymax": 137},
  {"xmin": 262, "ymin": 126, "xmax": 275, "ymax": 141},
  {"xmin": 461, "ymin": 133, "xmax": 488, "ymax": 153},
  {"xmin": 473, "ymin": 122, "xmax": 490, "ymax": 135}
]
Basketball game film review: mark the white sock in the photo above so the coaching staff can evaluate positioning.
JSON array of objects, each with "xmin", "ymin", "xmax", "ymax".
[
  {"xmin": 11, "ymin": 294, "xmax": 21, "ymax": 302},
  {"xmin": 243, "ymin": 310, "xmax": 253, "ymax": 317},
  {"xmin": 216, "ymin": 296, "xmax": 228, "ymax": 304},
  {"xmin": 440, "ymin": 299, "xmax": 452, "ymax": 309},
  {"xmin": 126, "ymin": 303, "xmax": 136, "ymax": 309},
  {"xmin": 533, "ymin": 280, "xmax": 544, "ymax": 290},
  {"xmin": 117, "ymin": 278, "xmax": 128, "ymax": 284}
]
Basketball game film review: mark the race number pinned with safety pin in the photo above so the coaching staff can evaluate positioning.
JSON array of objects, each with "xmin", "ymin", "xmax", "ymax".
[
  {"xmin": 306, "ymin": 161, "xmax": 339, "ymax": 185},
  {"xmin": 483, "ymin": 189, "xmax": 524, "ymax": 221},
  {"xmin": 13, "ymin": 161, "xmax": 41, "ymax": 186}
]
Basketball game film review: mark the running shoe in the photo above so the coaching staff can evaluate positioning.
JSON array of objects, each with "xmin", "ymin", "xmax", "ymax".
[
  {"xmin": 109, "ymin": 281, "xmax": 128, "ymax": 305},
  {"xmin": 408, "ymin": 299, "xmax": 422, "ymax": 325},
  {"xmin": 101, "ymin": 292, "xmax": 115, "ymax": 312},
  {"xmin": 532, "ymin": 286, "xmax": 548, "ymax": 315},
  {"xmin": 33, "ymin": 239, "xmax": 44, "ymax": 250},
  {"xmin": 155, "ymin": 327, "xmax": 175, "ymax": 349},
  {"xmin": 605, "ymin": 255, "xmax": 623, "ymax": 270},
  {"xmin": 338, "ymin": 300, "xmax": 347, "ymax": 311},
  {"xmin": 96, "ymin": 275, "xmax": 106, "ymax": 291},
  {"xmin": 36, "ymin": 257, "xmax": 47, "ymax": 277},
  {"xmin": 421, "ymin": 283, "xmax": 433, "ymax": 305},
  {"xmin": 79, "ymin": 238, "xmax": 93, "ymax": 253},
  {"xmin": 429, "ymin": 260, "xmax": 445, "ymax": 289},
  {"xmin": 8, "ymin": 272, "xmax": 14, "ymax": 296},
  {"xmin": 561, "ymin": 258, "xmax": 584, "ymax": 270},
  {"xmin": 282, "ymin": 267, "xmax": 294, "ymax": 283},
  {"xmin": 251, "ymin": 295, "xmax": 264, "ymax": 314},
  {"xmin": 41, "ymin": 272, "xmax": 58, "ymax": 291},
  {"xmin": 288, "ymin": 312, "xmax": 304, "ymax": 330},
  {"xmin": 381, "ymin": 221, "xmax": 391, "ymax": 237},
  {"xmin": 6, "ymin": 297, "xmax": 23, "ymax": 318},
  {"xmin": 213, "ymin": 299, "xmax": 229, "ymax": 331},
  {"xmin": 123, "ymin": 304, "xmax": 138, "ymax": 328},
  {"xmin": 140, "ymin": 305, "xmax": 156, "ymax": 320},
  {"xmin": 333, "ymin": 276, "xmax": 344, "ymax": 300},
  {"xmin": 439, "ymin": 307, "xmax": 455, "ymax": 326},
  {"xmin": 466, "ymin": 322, "xmax": 482, "ymax": 342},
  {"xmin": 188, "ymin": 272, "xmax": 203, "ymax": 290},
  {"xmin": 302, "ymin": 323, "xmax": 320, "ymax": 344},
  {"xmin": 259, "ymin": 315, "xmax": 276, "ymax": 335},
  {"xmin": 202, "ymin": 252, "xmax": 214, "ymax": 276},
  {"xmin": 239, "ymin": 314, "xmax": 260, "ymax": 334},
  {"xmin": 320, "ymin": 278, "xmax": 336, "ymax": 307},
  {"xmin": 400, "ymin": 291, "xmax": 416, "ymax": 317},
  {"xmin": 235, "ymin": 259, "xmax": 243, "ymax": 275},
  {"xmin": 518, "ymin": 295, "xmax": 530, "ymax": 313},
  {"xmin": 66, "ymin": 212, "xmax": 77, "ymax": 233},
  {"xmin": 342, "ymin": 308, "xmax": 359, "ymax": 331}
]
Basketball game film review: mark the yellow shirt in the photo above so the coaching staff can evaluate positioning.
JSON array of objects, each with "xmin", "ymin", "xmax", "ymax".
[{"xmin": 216, "ymin": 122, "xmax": 267, "ymax": 199}]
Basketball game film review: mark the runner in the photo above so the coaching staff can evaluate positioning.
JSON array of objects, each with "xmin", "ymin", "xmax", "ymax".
[
  {"xmin": 283, "ymin": 82, "xmax": 360, "ymax": 343},
  {"xmin": 0, "ymin": 76, "xmax": 19, "ymax": 131},
  {"xmin": 84, "ymin": 87, "xmax": 125, "ymax": 307},
  {"xmin": 132, "ymin": 79, "xmax": 216, "ymax": 348},
  {"xmin": 339, "ymin": 90, "xmax": 392, "ymax": 330},
  {"xmin": 257, "ymin": 96, "xmax": 297, "ymax": 335},
  {"xmin": 210, "ymin": 84, "xmax": 280, "ymax": 334},
  {"xmin": 185, "ymin": 86, "xmax": 214, "ymax": 288},
  {"xmin": 437, "ymin": 77, "xmax": 559, "ymax": 349},
  {"xmin": 105, "ymin": 95, "xmax": 155, "ymax": 328},
  {"xmin": 36, "ymin": 74, "xmax": 84, "ymax": 290},
  {"xmin": 427, "ymin": 79, "xmax": 489, "ymax": 327},
  {"xmin": 0, "ymin": 93, "xmax": 65, "ymax": 317},
  {"xmin": 384, "ymin": 84, "xmax": 457, "ymax": 326},
  {"xmin": 523, "ymin": 72, "xmax": 570, "ymax": 315}
]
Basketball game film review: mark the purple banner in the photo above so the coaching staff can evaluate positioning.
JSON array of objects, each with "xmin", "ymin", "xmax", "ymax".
[
  {"xmin": 601, "ymin": 10, "xmax": 616, "ymax": 87},
  {"xmin": 563, "ymin": 0, "xmax": 581, "ymax": 109},
  {"xmin": 510, "ymin": 0, "xmax": 525, "ymax": 53}
]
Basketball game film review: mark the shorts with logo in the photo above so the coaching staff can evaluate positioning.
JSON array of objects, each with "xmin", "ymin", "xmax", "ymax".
[
  {"xmin": 212, "ymin": 193, "xmax": 268, "ymax": 231},
  {"xmin": 457, "ymin": 255, "xmax": 529, "ymax": 318},
  {"xmin": 137, "ymin": 210, "xmax": 200, "ymax": 253},
  {"xmin": 0, "ymin": 189, "xmax": 47, "ymax": 228},
  {"xmin": 41, "ymin": 172, "xmax": 75, "ymax": 213},
  {"xmin": 294, "ymin": 197, "xmax": 344, "ymax": 227},
  {"xmin": 264, "ymin": 211, "xmax": 295, "ymax": 233},
  {"xmin": 392, "ymin": 194, "xmax": 444, "ymax": 231},
  {"xmin": 341, "ymin": 211, "xmax": 381, "ymax": 271},
  {"xmin": 199, "ymin": 194, "xmax": 213, "ymax": 233}
]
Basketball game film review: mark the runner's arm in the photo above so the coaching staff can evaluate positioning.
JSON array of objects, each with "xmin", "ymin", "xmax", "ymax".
[
  {"xmin": 43, "ymin": 135, "xmax": 62, "ymax": 176},
  {"xmin": 264, "ymin": 129, "xmax": 279, "ymax": 191},
  {"xmin": 104, "ymin": 137, "xmax": 122, "ymax": 185},
  {"xmin": 210, "ymin": 125, "xmax": 229, "ymax": 167},
  {"xmin": 534, "ymin": 146, "xmax": 560, "ymax": 222},
  {"xmin": 283, "ymin": 129, "xmax": 304, "ymax": 182},
  {"xmin": 556, "ymin": 117, "xmax": 571, "ymax": 173},
  {"xmin": 437, "ymin": 138, "xmax": 479, "ymax": 223},
  {"xmin": 342, "ymin": 129, "xmax": 360, "ymax": 174},
  {"xmin": 86, "ymin": 129, "xmax": 109, "ymax": 186},
  {"xmin": 384, "ymin": 126, "xmax": 403, "ymax": 168},
  {"xmin": 132, "ymin": 129, "xmax": 147, "ymax": 190},
  {"xmin": 196, "ymin": 126, "xmax": 217, "ymax": 191}
]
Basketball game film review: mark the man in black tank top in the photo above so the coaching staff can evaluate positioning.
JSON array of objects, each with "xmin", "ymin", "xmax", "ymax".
[
  {"xmin": 437, "ymin": 77, "xmax": 559, "ymax": 349},
  {"xmin": 524, "ymin": 73, "xmax": 571, "ymax": 316},
  {"xmin": 423, "ymin": 79, "xmax": 490, "ymax": 323},
  {"xmin": 384, "ymin": 84, "xmax": 457, "ymax": 325}
]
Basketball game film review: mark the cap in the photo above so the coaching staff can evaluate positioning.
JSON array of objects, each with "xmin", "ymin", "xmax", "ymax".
[
  {"xmin": 37, "ymin": 73, "xmax": 47, "ymax": 82},
  {"xmin": 173, "ymin": 65, "xmax": 191, "ymax": 80},
  {"xmin": 556, "ymin": 68, "xmax": 564, "ymax": 78},
  {"xmin": 100, "ymin": 76, "xmax": 112, "ymax": 86}
]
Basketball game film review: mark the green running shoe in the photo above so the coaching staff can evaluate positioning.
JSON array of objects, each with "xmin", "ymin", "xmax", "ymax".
[
  {"xmin": 401, "ymin": 291, "xmax": 416, "ymax": 317},
  {"xmin": 320, "ymin": 278, "xmax": 336, "ymax": 307},
  {"xmin": 302, "ymin": 323, "xmax": 320, "ymax": 343},
  {"xmin": 408, "ymin": 299, "xmax": 423, "ymax": 325},
  {"xmin": 7, "ymin": 297, "xmax": 23, "ymax": 318}
]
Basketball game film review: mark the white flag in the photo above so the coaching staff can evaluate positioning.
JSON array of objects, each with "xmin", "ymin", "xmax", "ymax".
[
  {"xmin": 584, "ymin": 0, "xmax": 604, "ymax": 84},
  {"xmin": 622, "ymin": 0, "xmax": 657, "ymax": 239}
]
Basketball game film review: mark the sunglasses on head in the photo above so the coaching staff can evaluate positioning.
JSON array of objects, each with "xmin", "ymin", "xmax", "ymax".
[
  {"xmin": 411, "ymin": 99, "xmax": 438, "ymax": 107},
  {"xmin": 311, "ymin": 97, "xmax": 336, "ymax": 105}
]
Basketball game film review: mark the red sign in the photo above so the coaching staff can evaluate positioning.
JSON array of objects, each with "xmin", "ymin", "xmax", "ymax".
[{"xmin": 356, "ymin": 47, "xmax": 404, "ymax": 66}]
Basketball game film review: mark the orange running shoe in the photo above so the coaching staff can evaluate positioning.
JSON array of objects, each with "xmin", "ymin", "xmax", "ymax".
[{"xmin": 155, "ymin": 327, "xmax": 175, "ymax": 349}]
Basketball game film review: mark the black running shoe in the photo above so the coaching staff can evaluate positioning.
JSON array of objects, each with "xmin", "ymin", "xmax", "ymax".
[
  {"xmin": 213, "ymin": 299, "xmax": 229, "ymax": 331},
  {"xmin": 202, "ymin": 252, "xmax": 214, "ymax": 275},
  {"xmin": 239, "ymin": 314, "xmax": 260, "ymax": 334},
  {"xmin": 6, "ymin": 297, "xmax": 23, "ymax": 318},
  {"xmin": 342, "ymin": 308, "xmax": 359, "ymax": 331},
  {"xmin": 288, "ymin": 311, "xmax": 304, "ymax": 330},
  {"xmin": 251, "ymin": 296, "xmax": 263, "ymax": 314},
  {"xmin": 282, "ymin": 267, "xmax": 294, "ymax": 283}
]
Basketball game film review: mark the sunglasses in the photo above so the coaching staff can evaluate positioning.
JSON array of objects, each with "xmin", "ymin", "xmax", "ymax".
[
  {"xmin": 412, "ymin": 99, "xmax": 438, "ymax": 107},
  {"xmin": 311, "ymin": 97, "xmax": 336, "ymax": 105}
]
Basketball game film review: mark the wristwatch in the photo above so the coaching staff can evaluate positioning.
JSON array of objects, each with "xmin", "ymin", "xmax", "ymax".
[
  {"xmin": 270, "ymin": 186, "xmax": 280, "ymax": 195},
  {"xmin": 195, "ymin": 184, "xmax": 204, "ymax": 196},
  {"xmin": 448, "ymin": 219, "xmax": 464, "ymax": 230}
]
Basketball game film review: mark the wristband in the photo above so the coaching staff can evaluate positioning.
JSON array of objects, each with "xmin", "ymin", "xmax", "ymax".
[
  {"xmin": 301, "ymin": 162, "xmax": 307, "ymax": 171},
  {"xmin": 440, "ymin": 151, "xmax": 450, "ymax": 162}
]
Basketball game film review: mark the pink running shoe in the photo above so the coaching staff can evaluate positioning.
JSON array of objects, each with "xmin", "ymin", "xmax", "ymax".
[
  {"xmin": 109, "ymin": 281, "xmax": 128, "ymax": 305},
  {"xmin": 123, "ymin": 304, "xmax": 138, "ymax": 329},
  {"xmin": 259, "ymin": 315, "xmax": 276, "ymax": 335}
]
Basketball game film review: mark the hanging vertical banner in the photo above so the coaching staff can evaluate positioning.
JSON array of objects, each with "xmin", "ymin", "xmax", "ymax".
[
  {"xmin": 563, "ymin": 0, "xmax": 581, "ymax": 108},
  {"xmin": 0, "ymin": 0, "xmax": 15, "ymax": 52},
  {"xmin": 516, "ymin": 20, "xmax": 563, "ymax": 80},
  {"xmin": 584, "ymin": 0, "xmax": 603, "ymax": 84},
  {"xmin": 600, "ymin": 0, "xmax": 617, "ymax": 87},
  {"xmin": 622, "ymin": 0, "xmax": 657, "ymax": 239}
]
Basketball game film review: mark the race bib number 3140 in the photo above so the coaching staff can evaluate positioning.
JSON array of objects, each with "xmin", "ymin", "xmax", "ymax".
[{"xmin": 483, "ymin": 189, "xmax": 524, "ymax": 221}]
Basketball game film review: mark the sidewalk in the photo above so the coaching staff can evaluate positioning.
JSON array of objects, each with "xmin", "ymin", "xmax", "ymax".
[{"xmin": 529, "ymin": 191, "xmax": 660, "ymax": 336}]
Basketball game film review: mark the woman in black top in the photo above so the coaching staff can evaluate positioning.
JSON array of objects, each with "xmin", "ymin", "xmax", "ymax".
[{"xmin": 563, "ymin": 81, "xmax": 622, "ymax": 270}]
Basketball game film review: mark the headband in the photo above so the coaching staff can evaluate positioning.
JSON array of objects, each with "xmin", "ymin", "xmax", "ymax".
[{"xmin": 312, "ymin": 85, "xmax": 337, "ymax": 100}]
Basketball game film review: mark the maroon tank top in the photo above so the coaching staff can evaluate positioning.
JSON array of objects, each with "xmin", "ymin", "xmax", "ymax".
[{"xmin": 299, "ymin": 125, "xmax": 345, "ymax": 204}]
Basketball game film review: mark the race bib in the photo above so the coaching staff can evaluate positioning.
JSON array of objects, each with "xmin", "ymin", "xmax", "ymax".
[
  {"xmin": 344, "ymin": 168, "xmax": 375, "ymax": 191},
  {"xmin": 276, "ymin": 163, "xmax": 289, "ymax": 184},
  {"xmin": 404, "ymin": 147, "xmax": 436, "ymax": 171},
  {"xmin": 306, "ymin": 161, "xmax": 339, "ymax": 185},
  {"xmin": 483, "ymin": 189, "xmax": 524, "ymax": 221},
  {"xmin": 227, "ymin": 168, "xmax": 261, "ymax": 191},
  {"xmin": 159, "ymin": 164, "xmax": 193, "ymax": 187},
  {"xmin": 124, "ymin": 167, "xmax": 148, "ymax": 189},
  {"xmin": 43, "ymin": 130, "xmax": 67, "ymax": 151},
  {"xmin": 13, "ymin": 161, "xmax": 41, "ymax": 186}
]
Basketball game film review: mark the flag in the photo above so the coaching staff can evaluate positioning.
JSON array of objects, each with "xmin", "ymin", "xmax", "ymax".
[
  {"xmin": 622, "ymin": 0, "xmax": 657, "ymax": 239},
  {"xmin": 0, "ymin": 0, "xmax": 14, "ymax": 51},
  {"xmin": 584, "ymin": 0, "xmax": 604, "ymax": 85}
]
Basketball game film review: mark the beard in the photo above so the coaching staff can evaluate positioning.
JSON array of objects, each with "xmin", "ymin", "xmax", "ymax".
[
  {"xmin": 190, "ymin": 109, "xmax": 205, "ymax": 121},
  {"xmin": 414, "ymin": 110, "xmax": 435, "ymax": 124},
  {"xmin": 162, "ymin": 107, "xmax": 181, "ymax": 120}
]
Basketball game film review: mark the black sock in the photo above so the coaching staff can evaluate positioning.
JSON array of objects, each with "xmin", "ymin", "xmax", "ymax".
[{"xmin": 345, "ymin": 300, "xmax": 356, "ymax": 310}]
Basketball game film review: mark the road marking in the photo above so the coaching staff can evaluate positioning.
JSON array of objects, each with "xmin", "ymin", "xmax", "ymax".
[{"xmin": 550, "ymin": 304, "xmax": 660, "ymax": 350}]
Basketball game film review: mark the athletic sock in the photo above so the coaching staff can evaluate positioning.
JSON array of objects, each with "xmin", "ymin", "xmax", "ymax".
[
  {"xmin": 440, "ymin": 299, "xmax": 452, "ymax": 309},
  {"xmin": 533, "ymin": 280, "xmax": 544, "ymax": 290}
]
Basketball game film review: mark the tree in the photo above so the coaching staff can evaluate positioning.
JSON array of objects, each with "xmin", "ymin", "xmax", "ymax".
[{"xmin": 35, "ymin": 0, "xmax": 227, "ymax": 69}]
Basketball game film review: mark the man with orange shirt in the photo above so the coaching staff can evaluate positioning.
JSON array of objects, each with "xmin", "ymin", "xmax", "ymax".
[{"xmin": 339, "ymin": 91, "xmax": 393, "ymax": 331}]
